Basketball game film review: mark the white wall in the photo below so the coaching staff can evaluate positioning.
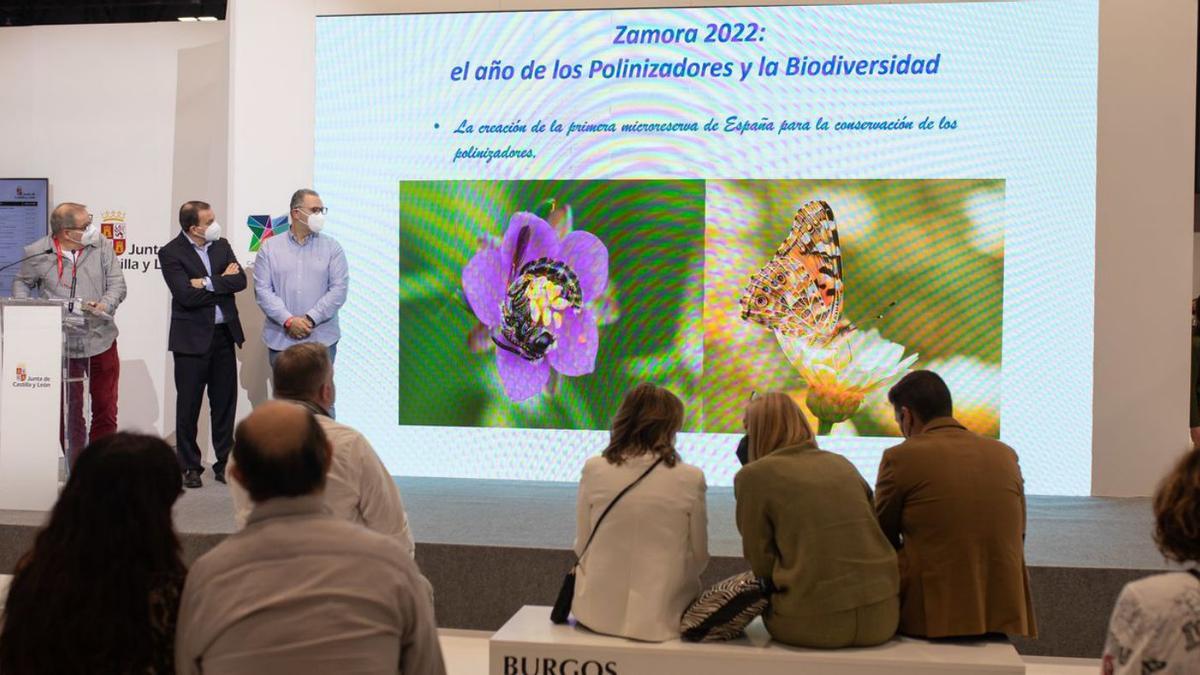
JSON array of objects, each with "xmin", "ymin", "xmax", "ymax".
[
  {"xmin": 1091, "ymin": 0, "xmax": 1196, "ymax": 496},
  {"xmin": 0, "ymin": 21, "xmax": 229, "ymax": 455}
]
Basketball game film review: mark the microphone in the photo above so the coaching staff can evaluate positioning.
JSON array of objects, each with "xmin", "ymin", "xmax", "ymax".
[
  {"xmin": 0, "ymin": 249, "xmax": 54, "ymax": 275},
  {"xmin": 68, "ymin": 256, "xmax": 78, "ymax": 313}
]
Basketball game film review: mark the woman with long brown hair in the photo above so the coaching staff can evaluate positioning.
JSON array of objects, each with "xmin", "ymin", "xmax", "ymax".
[
  {"xmin": 1102, "ymin": 447, "xmax": 1200, "ymax": 674},
  {"xmin": 571, "ymin": 383, "xmax": 709, "ymax": 641},
  {"xmin": 735, "ymin": 392, "xmax": 898, "ymax": 648},
  {"xmin": 0, "ymin": 432, "xmax": 185, "ymax": 674}
]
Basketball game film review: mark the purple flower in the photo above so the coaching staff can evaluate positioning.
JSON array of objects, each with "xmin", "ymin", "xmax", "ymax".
[{"xmin": 462, "ymin": 212, "xmax": 609, "ymax": 401}]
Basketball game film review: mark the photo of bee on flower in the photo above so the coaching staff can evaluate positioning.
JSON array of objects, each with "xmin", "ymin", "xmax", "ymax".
[
  {"xmin": 398, "ymin": 180, "xmax": 703, "ymax": 430},
  {"xmin": 461, "ymin": 199, "xmax": 617, "ymax": 402}
]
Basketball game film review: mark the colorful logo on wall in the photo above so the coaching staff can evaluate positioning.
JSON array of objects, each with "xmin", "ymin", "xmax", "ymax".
[
  {"xmin": 15, "ymin": 364, "xmax": 26, "ymax": 383},
  {"xmin": 246, "ymin": 214, "xmax": 290, "ymax": 252},
  {"xmin": 100, "ymin": 211, "xmax": 127, "ymax": 255}
]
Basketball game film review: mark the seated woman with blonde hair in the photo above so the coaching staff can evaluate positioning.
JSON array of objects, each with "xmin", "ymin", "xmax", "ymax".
[
  {"xmin": 734, "ymin": 392, "xmax": 899, "ymax": 648},
  {"xmin": 572, "ymin": 383, "xmax": 709, "ymax": 642}
]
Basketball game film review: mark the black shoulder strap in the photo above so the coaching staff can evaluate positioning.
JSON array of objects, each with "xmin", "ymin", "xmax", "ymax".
[{"xmin": 576, "ymin": 457, "xmax": 663, "ymax": 564}]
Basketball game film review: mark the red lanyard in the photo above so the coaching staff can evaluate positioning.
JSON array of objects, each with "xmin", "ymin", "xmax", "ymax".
[
  {"xmin": 53, "ymin": 237, "xmax": 64, "ymax": 279},
  {"xmin": 52, "ymin": 238, "xmax": 79, "ymax": 280}
]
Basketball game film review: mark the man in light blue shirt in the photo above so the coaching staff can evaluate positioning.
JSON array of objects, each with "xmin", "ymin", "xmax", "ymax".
[{"xmin": 254, "ymin": 189, "xmax": 349, "ymax": 414}]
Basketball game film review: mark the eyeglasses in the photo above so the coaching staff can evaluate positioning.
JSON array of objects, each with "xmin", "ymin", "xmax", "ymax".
[
  {"xmin": 297, "ymin": 206, "xmax": 328, "ymax": 215},
  {"xmin": 67, "ymin": 214, "xmax": 93, "ymax": 231}
]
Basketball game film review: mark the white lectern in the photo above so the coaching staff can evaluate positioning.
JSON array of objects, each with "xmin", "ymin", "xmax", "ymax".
[{"xmin": 0, "ymin": 299, "xmax": 84, "ymax": 511}]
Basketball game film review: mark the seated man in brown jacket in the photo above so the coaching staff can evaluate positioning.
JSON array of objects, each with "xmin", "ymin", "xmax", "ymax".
[{"xmin": 874, "ymin": 370, "xmax": 1036, "ymax": 639}]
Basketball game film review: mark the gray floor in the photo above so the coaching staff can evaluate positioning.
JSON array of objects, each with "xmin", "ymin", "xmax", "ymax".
[{"xmin": 0, "ymin": 475, "xmax": 1158, "ymax": 570}]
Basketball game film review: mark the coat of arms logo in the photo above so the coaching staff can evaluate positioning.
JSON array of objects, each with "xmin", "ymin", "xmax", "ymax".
[{"xmin": 100, "ymin": 211, "xmax": 127, "ymax": 255}]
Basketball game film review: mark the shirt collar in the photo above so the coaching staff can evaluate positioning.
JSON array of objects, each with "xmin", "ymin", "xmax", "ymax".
[
  {"xmin": 769, "ymin": 439, "xmax": 821, "ymax": 456},
  {"xmin": 278, "ymin": 397, "xmax": 331, "ymax": 418},
  {"xmin": 245, "ymin": 494, "xmax": 330, "ymax": 526},
  {"xmin": 288, "ymin": 229, "xmax": 318, "ymax": 245},
  {"xmin": 180, "ymin": 231, "xmax": 211, "ymax": 252},
  {"xmin": 921, "ymin": 416, "xmax": 966, "ymax": 433}
]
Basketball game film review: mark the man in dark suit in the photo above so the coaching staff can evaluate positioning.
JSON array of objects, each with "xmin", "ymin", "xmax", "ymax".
[{"xmin": 159, "ymin": 201, "xmax": 246, "ymax": 488}]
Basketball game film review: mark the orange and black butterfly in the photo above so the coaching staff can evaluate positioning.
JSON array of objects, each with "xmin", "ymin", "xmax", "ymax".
[{"xmin": 739, "ymin": 200, "xmax": 854, "ymax": 344}]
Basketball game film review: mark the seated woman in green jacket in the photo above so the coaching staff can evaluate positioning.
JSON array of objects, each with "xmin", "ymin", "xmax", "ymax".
[{"xmin": 734, "ymin": 392, "xmax": 900, "ymax": 648}]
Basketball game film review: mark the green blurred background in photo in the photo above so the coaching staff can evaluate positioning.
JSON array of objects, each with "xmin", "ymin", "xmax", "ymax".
[
  {"xmin": 702, "ymin": 179, "xmax": 1005, "ymax": 438},
  {"xmin": 398, "ymin": 180, "xmax": 704, "ymax": 431}
]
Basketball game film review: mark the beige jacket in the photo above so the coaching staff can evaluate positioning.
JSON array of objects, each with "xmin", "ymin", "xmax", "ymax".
[
  {"xmin": 175, "ymin": 496, "xmax": 444, "ymax": 675},
  {"xmin": 227, "ymin": 408, "xmax": 415, "ymax": 557},
  {"xmin": 874, "ymin": 417, "xmax": 1036, "ymax": 638},
  {"xmin": 572, "ymin": 454, "xmax": 709, "ymax": 642}
]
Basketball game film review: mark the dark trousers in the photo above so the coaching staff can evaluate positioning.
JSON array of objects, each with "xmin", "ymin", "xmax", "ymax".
[
  {"xmin": 174, "ymin": 324, "xmax": 237, "ymax": 474},
  {"xmin": 61, "ymin": 341, "xmax": 121, "ymax": 467}
]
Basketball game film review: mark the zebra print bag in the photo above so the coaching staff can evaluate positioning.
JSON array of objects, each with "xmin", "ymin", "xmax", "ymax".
[{"xmin": 679, "ymin": 571, "xmax": 773, "ymax": 642}]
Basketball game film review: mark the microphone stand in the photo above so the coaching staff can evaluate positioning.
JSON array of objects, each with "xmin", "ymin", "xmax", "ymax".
[
  {"xmin": 68, "ymin": 255, "xmax": 78, "ymax": 314},
  {"xmin": 0, "ymin": 249, "xmax": 54, "ymax": 274}
]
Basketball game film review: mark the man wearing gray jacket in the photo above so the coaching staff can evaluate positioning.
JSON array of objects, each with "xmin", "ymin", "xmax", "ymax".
[{"xmin": 12, "ymin": 202, "xmax": 126, "ymax": 464}]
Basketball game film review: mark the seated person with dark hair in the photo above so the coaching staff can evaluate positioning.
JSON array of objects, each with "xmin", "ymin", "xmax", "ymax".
[
  {"xmin": 0, "ymin": 433, "xmax": 184, "ymax": 675},
  {"xmin": 175, "ymin": 401, "xmax": 445, "ymax": 675},
  {"xmin": 874, "ymin": 370, "xmax": 1036, "ymax": 639},
  {"xmin": 1103, "ymin": 446, "xmax": 1200, "ymax": 674},
  {"xmin": 227, "ymin": 342, "xmax": 417, "ymax": 558}
]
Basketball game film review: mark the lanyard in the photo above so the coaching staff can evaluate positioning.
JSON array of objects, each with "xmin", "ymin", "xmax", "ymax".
[
  {"xmin": 53, "ymin": 237, "xmax": 64, "ymax": 279},
  {"xmin": 52, "ymin": 238, "xmax": 81, "ymax": 281}
]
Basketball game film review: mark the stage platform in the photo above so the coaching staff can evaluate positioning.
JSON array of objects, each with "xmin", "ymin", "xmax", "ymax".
[{"xmin": 0, "ymin": 476, "xmax": 1175, "ymax": 659}]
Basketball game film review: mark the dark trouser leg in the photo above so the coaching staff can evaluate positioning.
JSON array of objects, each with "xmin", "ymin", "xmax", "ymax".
[
  {"xmin": 87, "ymin": 341, "xmax": 120, "ymax": 443},
  {"xmin": 173, "ymin": 348, "xmax": 209, "ymax": 473},
  {"xmin": 207, "ymin": 325, "xmax": 237, "ymax": 474}
]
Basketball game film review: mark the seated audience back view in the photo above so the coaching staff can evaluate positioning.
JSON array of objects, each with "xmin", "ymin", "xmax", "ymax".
[
  {"xmin": 874, "ymin": 370, "xmax": 1036, "ymax": 638},
  {"xmin": 227, "ymin": 342, "xmax": 416, "ymax": 556},
  {"xmin": 1102, "ymin": 446, "xmax": 1200, "ymax": 675},
  {"xmin": 0, "ymin": 433, "xmax": 185, "ymax": 675},
  {"xmin": 735, "ymin": 392, "xmax": 899, "ymax": 648},
  {"xmin": 176, "ymin": 401, "xmax": 445, "ymax": 675},
  {"xmin": 572, "ymin": 383, "xmax": 709, "ymax": 642}
]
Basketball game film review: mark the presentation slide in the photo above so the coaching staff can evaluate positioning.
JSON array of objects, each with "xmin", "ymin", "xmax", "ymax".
[
  {"xmin": 313, "ymin": 0, "xmax": 1097, "ymax": 494},
  {"xmin": 0, "ymin": 178, "xmax": 49, "ymax": 298}
]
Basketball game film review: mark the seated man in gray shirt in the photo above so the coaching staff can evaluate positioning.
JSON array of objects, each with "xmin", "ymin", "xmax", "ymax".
[
  {"xmin": 227, "ymin": 343, "xmax": 416, "ymax": 557},
  {"xmin": 175, "ymin": 401, "xmax": 445, "ymax": 675}
]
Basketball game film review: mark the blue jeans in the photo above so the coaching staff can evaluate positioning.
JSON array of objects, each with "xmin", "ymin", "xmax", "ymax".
[{"xmin": 268, "ymin": 341, "xmax": 337, "ymax": 418}]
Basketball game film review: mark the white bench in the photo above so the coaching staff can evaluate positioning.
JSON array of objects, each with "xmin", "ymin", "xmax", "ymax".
[{"xmin": 489, "ymin": 606, "xmax": 1025, "ymax": 675}]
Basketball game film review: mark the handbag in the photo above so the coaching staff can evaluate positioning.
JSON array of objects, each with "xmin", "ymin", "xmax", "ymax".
[
  {"xmin": 550, "ymin": 457, "xmax": 663, "ymax": 624},
  {"xmin": 680, "ymin": 571, "xmax": 775, "ymax": 641}
]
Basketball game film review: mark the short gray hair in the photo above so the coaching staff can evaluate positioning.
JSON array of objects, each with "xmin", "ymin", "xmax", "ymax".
[
  {"xmin": 50, "ymin": 202, "xmax": 85, "ymax": 235},
  {"xmin": 290, "ymin": 189, "xmax": 319, "ymax": 211}
]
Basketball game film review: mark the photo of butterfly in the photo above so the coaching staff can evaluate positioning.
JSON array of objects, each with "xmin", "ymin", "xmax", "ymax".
[{"xmin": 739, "ymin": 200, "xmax": 854, "ymax": 344}]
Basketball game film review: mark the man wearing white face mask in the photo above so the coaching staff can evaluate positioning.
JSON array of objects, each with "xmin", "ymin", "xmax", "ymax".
[
  {"xmin": 254, "ymin": 189, "xmax": 348, "ymax": 416},
  {"xmin": 159, "ymin": 200, "xmax": 247, "ymax": 488},
  {"xmin": 12, "ymin": 202, "xmax": 127, "ymax": 466}
]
